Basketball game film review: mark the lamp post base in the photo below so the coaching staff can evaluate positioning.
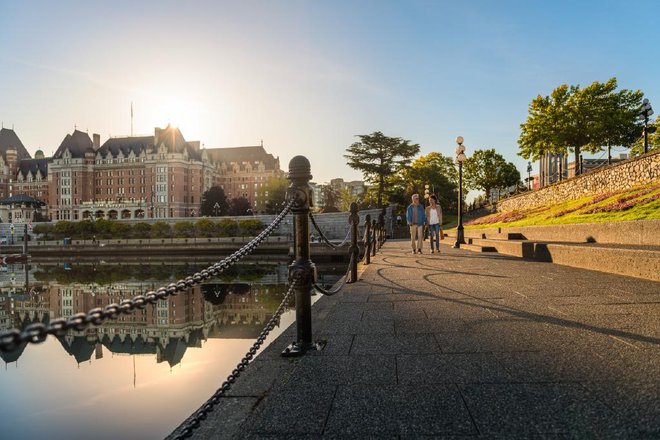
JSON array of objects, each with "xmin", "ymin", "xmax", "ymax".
[{"xmin": 281, "ymin": 340, "xmax": 326, "ymax": 357}]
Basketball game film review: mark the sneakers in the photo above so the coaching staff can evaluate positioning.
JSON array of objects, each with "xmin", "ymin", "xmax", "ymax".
[
  {"xmin": 412, "ymin": 250, "xmax": 417, "ymax": 254},
  {"xmin": 417, "ymin": 249, "xmax": 422, "ymax": 254},
  {"xmin": 431, "ymin": 249, "xmax": 434, "ymax": 253}
]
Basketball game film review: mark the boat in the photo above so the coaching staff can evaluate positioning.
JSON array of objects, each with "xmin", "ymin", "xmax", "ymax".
[{"xmin": 1, "ymin": 254, "xmax": 30, "ymax": 264}]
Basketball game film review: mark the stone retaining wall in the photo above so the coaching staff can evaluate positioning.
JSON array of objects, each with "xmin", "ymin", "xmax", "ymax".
[{"xmin": 498, "ymin": 150, "xmax": 660, "ymax": 212}]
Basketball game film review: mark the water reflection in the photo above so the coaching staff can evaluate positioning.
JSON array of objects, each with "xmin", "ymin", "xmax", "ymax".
[
  {"xmin": 1, "ymin": 261, "xmax": 337, "ymax": 368},
  {"xmin": 0, "ymin": 260, "xmax": 339, "ymax": 439}
]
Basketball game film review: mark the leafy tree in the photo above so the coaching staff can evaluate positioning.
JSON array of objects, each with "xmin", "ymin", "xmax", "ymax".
[
  {"xmin": 344, "ymin": 131, "xmax": 420, "ymax": 207},
  {"xmin": 401, "ymin": 152, "xmax": 458, "ymax": 212},
  {"xmin": 256, "ymin": 177, "xmax": 288, "ymax": 214},
  {"xmin": 631, "ymin": 115, "xmax": 660, "ymax": 156},
  {"xmin": 339, "ymin": 187, "xmax": 353, "ymax": 212},
  {"xmin": 463, "ymin": 149, "xmax": 521, "ymax": 200},
  {"xmin": 319, "ymin": 184, "xmax": 340, "ymax": 213},
  {"xmin": 201, "ymin": 186, "xmax": 229, "ymax": 216},
  {"xmin": 228, "ymin": 197, "xmax": 252, "ymax": 216},
  {"xmin": 519, "ymin": 78, "xmax": 644, "ymax": 175}
]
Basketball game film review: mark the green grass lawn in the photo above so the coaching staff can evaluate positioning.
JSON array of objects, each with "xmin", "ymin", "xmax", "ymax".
[{"xmin": 458, "ymin": 181, "xmax": 660, "ymax": 230}]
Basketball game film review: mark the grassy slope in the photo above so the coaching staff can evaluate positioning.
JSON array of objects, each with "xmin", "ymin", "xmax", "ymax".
[{"xmin": 461, "ymin": 181, "xmax": 660, "ymax": 230}]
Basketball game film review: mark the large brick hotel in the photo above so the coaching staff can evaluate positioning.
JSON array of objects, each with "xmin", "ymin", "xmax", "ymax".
[{"xmin": 0, "ymin": 125, "xmax": 284, "ymax": 221}]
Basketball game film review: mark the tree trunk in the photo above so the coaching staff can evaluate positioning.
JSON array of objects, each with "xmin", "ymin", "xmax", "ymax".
[
  {"xmin": 559, "ymin": 153, "xmax": 563, "ymax": 181},
  {"xmin": 574, "ymin": 146, "xmax": 581, "ymax": 176},
  {"xmin": 377, "ymin": 175, "xmax": 384, "ymax": 208}
]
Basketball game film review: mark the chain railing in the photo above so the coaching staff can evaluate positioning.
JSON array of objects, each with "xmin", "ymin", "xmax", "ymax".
[
  {"xmin": 0, "ymin": 199, "xmax": 295, "ymax": 353},
  {"xmin": 309, "ymin": 212, "xmax": 350, "ymax": 249},
  {"xmin": 169, "ymin": 277, "xmax": 298, "ymax": 440}
]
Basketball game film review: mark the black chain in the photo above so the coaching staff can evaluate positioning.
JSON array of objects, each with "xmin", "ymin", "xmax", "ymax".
[
  {"xmin": 309, "ymin": 212, "xmax": 344, "ymax": 249},
  {"xmin": 168, "ymin": 277, "xmax": 298, "ymax": 440},
  {"xmin": 0, "ymin": 200, "xmax": 295, "ymax": 353},
  {"xmin": 312, "ymin": 251, "xmax": 354, "ymax": 296}
]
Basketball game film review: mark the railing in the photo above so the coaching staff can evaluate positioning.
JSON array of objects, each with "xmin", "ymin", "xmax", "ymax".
[{"xmin": 0, "ymin": 155, "xmax": 388, "ymax": 440}]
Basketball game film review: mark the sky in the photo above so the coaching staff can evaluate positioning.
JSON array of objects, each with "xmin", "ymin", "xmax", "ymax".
[{"xmin": 1, "ymin": 0, "xmax": 658, "ymax": 184}]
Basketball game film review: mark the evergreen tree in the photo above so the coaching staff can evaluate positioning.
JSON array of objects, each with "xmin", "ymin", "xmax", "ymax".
[{"xmin": 344, "ymin": 131, "xmax": 420, "ymax": 207}]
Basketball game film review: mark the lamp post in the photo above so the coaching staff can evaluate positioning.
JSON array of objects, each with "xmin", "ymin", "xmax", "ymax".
[
  {"xmin": 453, "ymin": 136, "xmax": 467, "ymax": 248},
  {"xmin": 213, "ymin": 202, "xmax": 220, "ymax": 217},
  {"xmin": 527, "ymin": 162, "xmax": 532, "ymax": 191},
  {"xmin": 641, "ymin": 98, "xmax": 654, "ymax": 154}
]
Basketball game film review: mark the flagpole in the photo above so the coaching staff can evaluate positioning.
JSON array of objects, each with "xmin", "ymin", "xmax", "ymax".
[{"xmin": 131, "ymin": 102, "xmax": 133, "ymax": 136}]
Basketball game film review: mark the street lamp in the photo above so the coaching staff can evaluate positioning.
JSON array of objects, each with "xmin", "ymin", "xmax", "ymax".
[
  {"xmin": 424, "ymin": 184, "xmax": 430, "ymax": 202},
  {"xmin": 213, "ymin": 202, "xmax": 220, "ymax": 217},
  {"xmin": 453, "ymin": 136, "xmax": 467, "ymax": 248},
  {"xmin": 527, "ymin": 162, "xmax": 533, "ymax": 191},
  {"xmin": 640, "ymin": 98, "xmax": 654, "ymax": 154}
]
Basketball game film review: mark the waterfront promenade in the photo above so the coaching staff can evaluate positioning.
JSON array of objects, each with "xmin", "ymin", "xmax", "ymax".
[{"xmin": 176, "ymin": 239, "xmax": 660, "ymax": 439}]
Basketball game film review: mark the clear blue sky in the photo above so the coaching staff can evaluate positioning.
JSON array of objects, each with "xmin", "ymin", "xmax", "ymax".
[{"xmin": 1, "ymin": 0, "xmax": 658, "ymax": 183}]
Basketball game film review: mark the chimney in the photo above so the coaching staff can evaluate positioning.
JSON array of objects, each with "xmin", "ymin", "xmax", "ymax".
[{"xmin": 93, "ymin": 133, "xmax": 100, "ymax": 149}]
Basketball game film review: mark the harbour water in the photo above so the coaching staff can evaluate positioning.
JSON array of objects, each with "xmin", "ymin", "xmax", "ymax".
[{"xmin": 0, "ymin": 260, "xmax": 340, "ymax": 439}]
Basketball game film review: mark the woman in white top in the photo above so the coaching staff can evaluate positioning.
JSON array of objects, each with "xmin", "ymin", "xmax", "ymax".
[{"xmin": 425, "ymin": 194, "xmax": 443, "ymax": 253}]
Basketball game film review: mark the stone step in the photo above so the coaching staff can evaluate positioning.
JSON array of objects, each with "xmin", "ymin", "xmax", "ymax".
[{"xmin": 468, "ymin": 237, "xmax": 534, "ymax": 258}]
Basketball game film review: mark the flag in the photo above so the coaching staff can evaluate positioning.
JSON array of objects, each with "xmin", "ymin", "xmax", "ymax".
[{"xmin": 28, "ymin": 219, "xmax": 32, "ymax": 231}]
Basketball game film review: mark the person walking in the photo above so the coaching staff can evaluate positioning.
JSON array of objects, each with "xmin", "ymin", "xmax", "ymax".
[
  {"xmin": 425, "ymin": 194, "xmax": 443, "ymax": 253},
  {"xmin": 406, "ymin": 194, "xmax": 426, "ymax": 254}
]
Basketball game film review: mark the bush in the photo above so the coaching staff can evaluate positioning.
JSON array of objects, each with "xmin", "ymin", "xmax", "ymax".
[
  {"xmin": 53, "ymin": 221, "xmax": 76, "ymax": 239},
  {"xmin": 217, "ymin": 219, "xmax": 238, "ymax": 237},
  {"xmin": 110, "ymin": 222, "xmax": 132, "ymax": 238},
  {"xmin": 173, "ymin": 221, "xmax": 195, "ymax": 238},
  {"xmin": 195, "ymin": 218, "xmax": 217, "ymax": 237},
  {"xmin": 132, "ymin": 222, "xmax": 152, "ymax": 238},
  {"xmin": 151, "ymin": 221, "xmax": 171, "ymax": 238},
  {"xmin": 238, "ymin": 219, "xmax": 263, "ymax": 236}
]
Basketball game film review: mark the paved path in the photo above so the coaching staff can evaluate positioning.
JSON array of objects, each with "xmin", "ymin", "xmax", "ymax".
[{"xmin": 178, "ymin": 239, "xmax": 660, "ymax": 439}]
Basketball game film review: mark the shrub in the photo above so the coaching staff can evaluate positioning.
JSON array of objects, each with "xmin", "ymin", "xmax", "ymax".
[
  {"xmin": 239, "ymin": 219, "xmax": 263, "ymax": 236},
  {"xmin": 217, "ymin": 219, "xmax": 238, "ymax": 237},
  {"xmin": 173, "ymin": 221, "xmax": 195, "ymax": 238},
  {"xmin": 152, "ymin": 221, "xmax": 172, "ymax": 238},
  {"xmin": 132, "ymin": 222, "xmax": 152, "ymax": 238},
  {"xmin": 195, "ymin": 218, "xmax": 217, "ymax": 237}
]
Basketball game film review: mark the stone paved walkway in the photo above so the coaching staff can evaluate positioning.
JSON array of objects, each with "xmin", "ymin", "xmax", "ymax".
[{"xmin": 177, "ymin": 239, "xmax": 660, "ymax": 439}]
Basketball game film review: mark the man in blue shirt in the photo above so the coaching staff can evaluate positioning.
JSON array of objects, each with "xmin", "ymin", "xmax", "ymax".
[{"xmin": 406, "ymin": 194, "xmax": 426, "ymax": 254}]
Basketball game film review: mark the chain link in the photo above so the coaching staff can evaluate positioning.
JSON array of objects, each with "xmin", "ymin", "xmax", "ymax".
[
  {"xmin": 309, "ymin": 212, "xmax": 346, "ymax": 249},
  {"xmin": 169, "ymin": 277, "xmax": 298, "ymax": 440},
  {"xmin": 312, "ymin": 251, "xmax": 354, "ymax": 296},
  {"xmin": 0, "ymin": 200, "xmax": 295, "ymax": 353}
]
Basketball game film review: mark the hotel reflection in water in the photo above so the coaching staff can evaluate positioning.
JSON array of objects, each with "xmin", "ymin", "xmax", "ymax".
[{"xmin": 0, "ymin": 264, "xmax": 290, "ymax": 367}]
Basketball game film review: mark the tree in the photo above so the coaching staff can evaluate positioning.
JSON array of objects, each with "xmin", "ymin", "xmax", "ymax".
[
  {"xmin": 519, "ymin": 78, "xmax": 644, "ymax": 175},
  {"xmin": 319, "ymin": 184, "xmax": 340, "ymax": 213},
  {"xmin": 344, "ymin": 131, "xmax": 420, "ymax": 207},
  {"xmin": 201, "ymin": 186, "xmax": 229, "ymax": 216},
  {"xmin": 463, "ymin": 149, "xmax": 521, "ymax": 200},
  {"xmin": 631, "ymin": 115, "xmax": 660, "ymax": 156},
  {"xmin": 401, "ymin": 152, "xmax": 458, "ymax": 213},
  {"xmin": 256, "ymin": 176, "xmax": 288, "ymax": 214},
  {"xmin": 228, "ymin": 197, "xmax": 252, "ymax": 216},
  {"xmin": 339, "ymin": 187, "xmax": 353, "ymax": 212}
]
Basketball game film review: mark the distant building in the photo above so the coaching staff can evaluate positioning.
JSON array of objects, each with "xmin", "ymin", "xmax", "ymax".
[
  {"xmin": 205, "ymin": 144, "xmax": 284, "ymax": 212},
  {"xmin": 329, "ymin": 178, "xmax": 365, "ymax": 199},
  {"xmin": 0, "ymin": 126, "xmax": 284, "ymax": 221}
]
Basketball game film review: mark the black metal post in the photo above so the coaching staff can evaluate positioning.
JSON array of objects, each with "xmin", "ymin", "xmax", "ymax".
[
  {"xmin": 453, "ymin": 161, "xmax": 465, "ymax": 248},
  {"xmin": 23, "ymin": 224, "xmax": 28, "ymax": 256},
  {"xmin": 378, "ymin": 210, "xmax": 385, "ymax": 248},
  {"xmin": 348, "ymin": 202, "xmax": 359, "ymax": 283},
  {"xmin": 282, "ymin": 156, "xmax": 322, "ymax": 357},
  {"xmin": 644, "ymin": 115, "xmax": 649, "ymax": 154},
  {"xmin": 364, "ymin": 214, "xmax": 371, "ymax": 265},
  {"xmin": 370, "ymin": 220, "xmax": 376, "ymax": 256}
]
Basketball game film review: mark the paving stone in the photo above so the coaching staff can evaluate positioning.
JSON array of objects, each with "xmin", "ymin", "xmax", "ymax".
[
  {"xmin": 397, "ymin": 353, "xmax": 511, "ymax": 384},
  {"xmin": 323, "ymin": 384, "xmax": 476, "ymax": 437},
  {"xmin": 186, "ymin": 397, "xmax": 259, "ymax": 440},
  {"xmin": 181, "ymin": 239, "xmax": 660, "ymax": 439},
  {"xmin": 242, "ymin": 383, "xmax": 336, "ymax": 435},
  {"xmin": 351, "ymin": 333, "xmax": 440, "ymax": 354},
  {"xmin": 459, "ymin": 383, "xmax": 623, "ymax": 437},
  {"xmin": 294, "ymin": 355, "xmax": 396, "ymax": 385}
]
